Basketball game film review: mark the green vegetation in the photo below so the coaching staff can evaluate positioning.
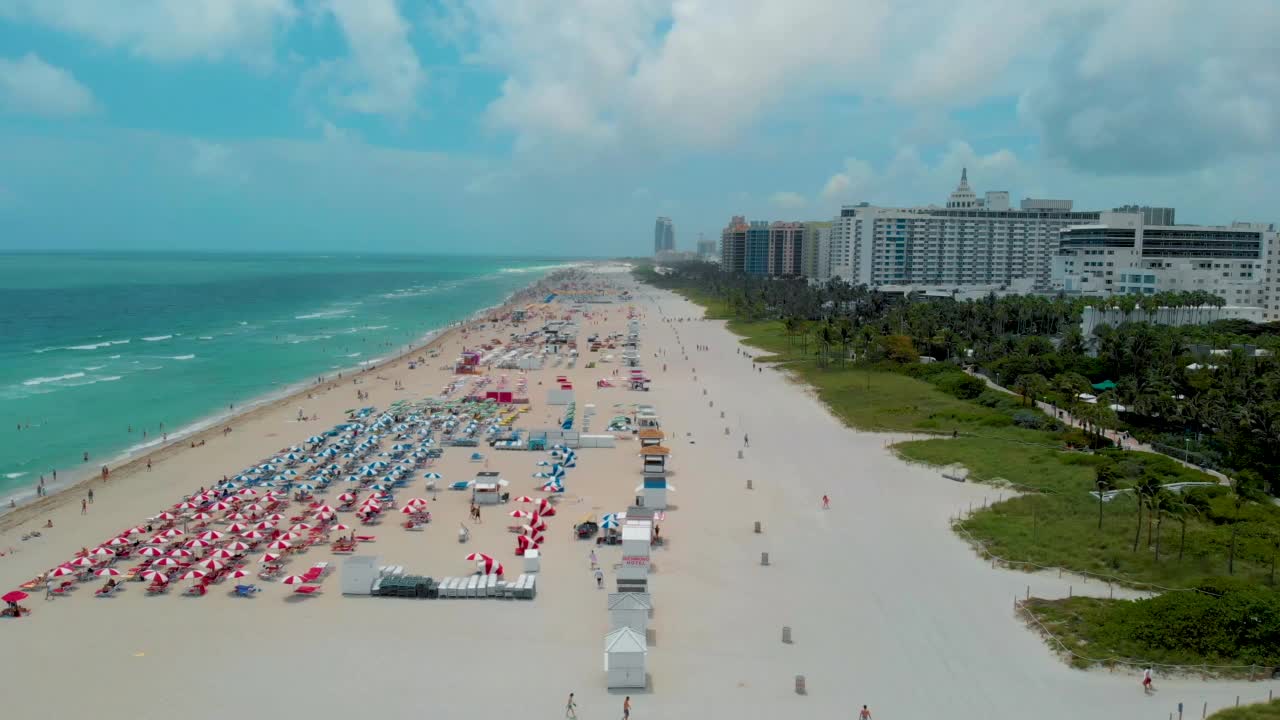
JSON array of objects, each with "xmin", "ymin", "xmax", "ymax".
[
  {"xmin": 637, "ymin": 261, "xmax": 1280, "ymax": 670},
  {"xmin": 1209, "ymin": 700, "xmax": 1280, "ymax": 719},
  {"xmin": 1025, "ymin": 579, "xmax": 1280, "ymax": 671}
]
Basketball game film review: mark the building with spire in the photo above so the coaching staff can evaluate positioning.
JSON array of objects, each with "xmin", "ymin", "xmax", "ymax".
[{"xmin": 824, "ymin": 169, "xmax": 1093, "ymax": 288}]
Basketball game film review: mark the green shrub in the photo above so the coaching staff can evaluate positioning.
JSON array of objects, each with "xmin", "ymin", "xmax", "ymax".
[
  {"xmin": 1122, "ymin": 579, "xmax": 1280, "ymax": 666},
  {"xmin": 1013, "ymin": 409, "xmax": 1050, "ymax": 429},
  {"xmin": 935, "ymin": 373, "xmax": 988, "ymax": 400}
]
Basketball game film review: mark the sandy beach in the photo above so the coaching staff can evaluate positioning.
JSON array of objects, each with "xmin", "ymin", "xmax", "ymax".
[{"xmin": 0, "ymin": 270, "xmax": 1270, "ymax": 719}]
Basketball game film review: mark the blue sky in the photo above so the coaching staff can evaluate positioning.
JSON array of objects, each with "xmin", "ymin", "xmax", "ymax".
[{"xmin": 0, "ymin": 0, "xmax": 1277, "ymax": 256}]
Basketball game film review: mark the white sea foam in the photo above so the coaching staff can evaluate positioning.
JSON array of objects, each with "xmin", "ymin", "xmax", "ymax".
[
  {"xmin": 109, "ymin": 354, "xmax": 121, "ymax": 359},
  {"xmin": 84, "ymin": 365, "xmax": 105, "ymax": 371},
  {"xmin": 345, "ymin": 352, "xmax": 362, "ymax": 358},
  {"xmin": 170, "ymin": 354, "xmax": 196, "ymax": 360},
  {"xmin": 23, "ymin": 372, "xmax": 86, "ymax": 386},
  {"xmin": 98, "ymin": 375, "xmax": 123, "ymax": 382},
  {"xmin": 364, "ymin": 325, "xmax": 388, "ymax": 331},
  {"xmin": 498, "ymin": 263, "xmax": 578, "ymax": 274},
  {"xmin": 67, "ymin": 342, "xmax": 113, "ymax": 350},
  {"xmin": 295, "ymin": 309, "xmax": 351, "ymax": 320},
  {"xmin": 198, "ymin": 336, "xmax": 214, "ymax": 340},
  {"xmin": 5, "ymin": 472, "xmax": 27, "ymax": 479},
  {"xmin": 142, "ymin": 335, "xmax": 172, "ymax": 342}
]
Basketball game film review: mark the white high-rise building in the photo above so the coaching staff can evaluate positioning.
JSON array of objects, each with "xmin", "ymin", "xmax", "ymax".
[
  {"xmin": 828, "ymin": 170, "xmax": 1097, "ymax": 288},
  {"xmin": 1054, "ymin": 212, "xmax": 1274, "ymax": 307}
]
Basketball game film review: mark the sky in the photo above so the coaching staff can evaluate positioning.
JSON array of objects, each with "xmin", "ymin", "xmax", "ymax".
[{"xmin": 0, "ymin": 0, "xmax": 1277, "ymax": 257}]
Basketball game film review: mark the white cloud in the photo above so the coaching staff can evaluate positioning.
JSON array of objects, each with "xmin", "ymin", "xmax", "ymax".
[
  {"xmin": 821, "ymin": 158, "xmax": 874, "ymax": 202},
  {"xmin": 325, "ymin": 0, "xmax": 425, "ymax": 117},
  {"xmin": 0, "ymin": 0, "xmax": 298, "ymax": 64},
  {"xmin": 770, "ymin": 191, "xmax": 807, "ymax": 210},
  {"xmin": 0, "ymin": 53, "xmax": 95, "ymax": 116}
]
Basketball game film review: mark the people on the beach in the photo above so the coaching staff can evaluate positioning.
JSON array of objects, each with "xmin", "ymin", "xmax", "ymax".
[
  {"xmin": 44, "ymin": 519, "xmax": 52, "ymax": 528},
  {"xmin": 859, "ymin": 705, "xmax": 872, "ymax": 719},
  {"xmin": 88, "ymin": 489, "xmax": 94, "ymax": 504},
  {"xmin": 565, "ymin": 693, "xmax": 577, "ymax": 719},
  {"xmin": 622, "ymin": 696, "xmax": 631, "ymax": 719},
  {"xmin": 1142, "ymin": 667, "xmax": 1154, "ymax": 694},
  {"xmin": 822, "ymin": 495, "xmax": 830, "ymax": 509},
  {"xmin": 595, "ymin": 568, "xmax": 603, "ymax": 588},
  {"xmin": 81, "ymin": 498, "xmax": 87, "ymax": 514}
]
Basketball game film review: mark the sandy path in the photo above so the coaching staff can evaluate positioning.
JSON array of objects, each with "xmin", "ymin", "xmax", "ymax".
[{"xmin": 0, "ymin": 276, "xmax": 1270, "ymax": 720}]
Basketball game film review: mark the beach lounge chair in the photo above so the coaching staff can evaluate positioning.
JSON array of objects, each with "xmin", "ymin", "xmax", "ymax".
[
  {"xmin": 184, "ymin": 584, "xmax": 207, "ymax": 597},
  {"xmin": 145, "ymin": 582, "xmax": 168, "ymax": 595},
  {"xmin": 353, "ymin": 535, "xmax": 375, "ymax": 543},
  {"xmin": 294, "ymin": 585, "xmax": 320, "ymax": 596},
  {"xmin": 232, "ymin": 584, "xmax": 260, "ymax": 598}
]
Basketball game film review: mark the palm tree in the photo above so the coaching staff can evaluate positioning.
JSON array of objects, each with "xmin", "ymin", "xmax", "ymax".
[
  {"xmin": 1133, "ymin": 472, "xmax": 1162, "ymax": 553},
  {"xmin": 1013, "ymin": 373, "xmax": 1049, "ymax": 407},
  {"xmin": 836, "ymin": 319, "xmax": 855, "ymax": 367},
  {"xmin": 1227, "ymin": 470, "xmax": 1264, "ymax": 574}
]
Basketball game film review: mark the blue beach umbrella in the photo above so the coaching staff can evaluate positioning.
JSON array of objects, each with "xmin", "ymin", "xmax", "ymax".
[
  {"xmin": 343, "ymin": 475, "xmax": 361, "ymax": 483},
  {"xmin": 423, "ymin": 472, "xmax": 442, "ymax": 480}
]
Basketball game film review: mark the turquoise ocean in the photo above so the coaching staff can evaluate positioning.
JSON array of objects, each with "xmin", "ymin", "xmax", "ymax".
[{"xmin": 0, "ymin": 252, "xmax": 565, "ymax": 501}]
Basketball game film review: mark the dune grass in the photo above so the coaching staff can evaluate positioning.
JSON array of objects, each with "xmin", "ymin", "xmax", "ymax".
[{"xmin": 1209, "ymin": 700, "xmax": 1280, "ymax": 719}]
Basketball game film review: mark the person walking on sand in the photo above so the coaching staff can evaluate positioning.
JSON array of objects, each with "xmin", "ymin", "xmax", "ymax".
[
  {"xmin": 822, "ymin": 494, "xmax": 830, "ymax": 509},
  {"xmin": 1142, "ymin": 667, "xmax": 1154, "ymax": 694},
  {"xmin": 589, "ymin": 549, "xmax": 598, "ymax": 569},
  {"xmin": 565, "ymin": 692, "xmax": 578, "ymax": 719},
  {"xmin": 88, "ymin": 489, "xmax": 94, "ymax": 504},
  {"xmin": 81, "ymin": 498, "xmax": 87, "ymax": 515},
  {"xmin": 45, "ymin": 578, "xmax": 54, "ymax": 600},
  {"xmin": 595, "ymin": 568, "xmax": 603, "ymax": 589},
  {"xmin": 859, "ymin": 705, "xmax": 872, "ymax": 720},
  {"xmin": 622, "ymin": 696, "xmax": 631, "ymax": 719}
]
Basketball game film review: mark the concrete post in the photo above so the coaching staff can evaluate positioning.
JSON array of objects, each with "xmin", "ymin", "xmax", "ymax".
[
  {"xmin": 761, "ymin": 552, "xmax": 769, "ymax": 566},
  {"xmin": 782, "ymin": 626, "xmax": 792, "ymax": 643},
  {"xmin": 746, "ymin": 479, "xmax": 753, "ymax": 490},
  {"xmin": 754, "ymin": 521, "xmax": 762, "ymax": 534},
  {"xmin": 794, "ymin": 675, "xmax": 805, "ymax": 695}
]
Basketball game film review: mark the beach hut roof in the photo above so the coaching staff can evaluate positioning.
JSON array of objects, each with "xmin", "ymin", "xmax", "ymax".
[
  {"xmin": 639, "ymin": 446, "xmax": 670, "ymax": 456},
  {"xmin": 637, "ymin": 429, "xmax": 665, "ymax": 439},
  {"xmin": 607, "ymin": 593, "xmax": 652, "ymax": 611},
  {"xmin": 604, "ymin": 626, "xmax": 647, "ymax": 654}
]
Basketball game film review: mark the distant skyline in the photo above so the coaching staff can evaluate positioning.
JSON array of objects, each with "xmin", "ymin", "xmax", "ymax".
[{"xmin": 0, "ymin": 1, "xmax": 1277, "ymax": 256}]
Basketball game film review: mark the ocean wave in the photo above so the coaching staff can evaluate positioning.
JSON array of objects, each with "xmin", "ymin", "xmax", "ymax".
[
  {"xmin": 64, "ymin": 374, "xmax": 124, "ymax": 387},
  {"xmin": 344, "ymin": 352, "xmax": 362, "ymax": 358},
  {"xmin": 498, "ymin": 263, "xmax": 577, "ymax": 274},
  {"xmin": 295, "ymin": 309, "xmax": 352, "ymax": 320},
  {"xmin": 286, "ymin": 334, "xmax": 334, "ymax": 345},
  {"xmin": 143, "ymin": 335, "xmax": 172, "ymax": 342},
  {"xmin": 84, "ymin": 365, "xmax": 105, "ymax": 371},
  {"xmin": 5, "ymin": 472, "xmax": 27, "ymax": 479},
  {"xmin": 23, "ymin": 372, "xmax": 86, "ymax": 386},
  {"xmin": 198, "ymin": 336, "xmax": 214, "ymax": 340},
  {"xmin": 109, "ymin": 354, "xmax": 121, "ymax": 359},
  {"xmin": 170, "ymin": 354, "xmax": 196, "ymax": 360},
  {"xmin": 363, "ymin": 325, "xmax": 388, "ymax": 331},
  {"xmin": 139, "ymin": 366, "xmax": 163, "ymax": 371}
]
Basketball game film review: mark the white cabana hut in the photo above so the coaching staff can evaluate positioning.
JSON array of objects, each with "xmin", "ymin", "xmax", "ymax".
[
  {"xmin": 608, "ymin": 592, "xmax": 652, "ymax": 634},
  {"xmin": 604, "ymin": 626, "xmax": 648, "ymax": 688}
]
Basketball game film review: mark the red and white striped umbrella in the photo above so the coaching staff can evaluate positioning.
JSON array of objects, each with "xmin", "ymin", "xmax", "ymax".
[
  {"xmin": 212, "ymin": 502, "xmax": 234, "ymax": 512},
  {"xmin": 176, "ymin": 501, "xmax": 200, "ymax": 511},
  {"xmin": 478, "ymin": 558, "xmax": 504, "ymax": 576},
  {"xmin": 151, "ymin": 558, "xmax": 180, "ymax": 568},
  {"xmin": 290, "ymin": 523, "xmax": 313, "ymax": 531},
  {"xmin": 185, "ymin": 539, "xmax": 212, "ymax": 549},
  {"xmin": 148, "ymin": 536, "xmax": 168, "ymax": 545},
  {"xmin": 160, "ymin": 528, "xmax": 183, "ymax": 538},
  {"xmin": 279, "ymin": 532, "xmax": 303, "ymax": 542},
  {"xmin": 69, "ymin": 557, "xmax": 94, "ymax": 567},
  {"xmin": 400, "ymin": 505, "xmax": 425, "ymax": 515},
  {"xmin": 508, "ymin": 510, "xmax": 533, "ymax": 519},
  {"xmin": 226, "ymin": 523, "xmax": 248, "ymax": 533},
  {"xmin": 155, "ymin": 512, "xmax": 177, "ymax": 521},
  {"xmin": 125, "ymin": 526, "xmax": 147, "ymax": 535},
  {"xmin": 195, "ymin": 559, "xmax": 224, "ymax": 571},
  {"xmin": 529, "ymin": 520, "xmax": 548, "ymax": 533},
  {"xmin": 237, "ymin": 488, "xmax": 258, "ymax": 497},
  {"xmin": 266, "ymin": 540, "xmax": 291, "ymax": 550},
  {"xmin": 168, "ymin": 549, "xmax": 193, "ymax": 558},
  {"xmin": 141, "ymin": 570, "xmax": 168, "ymax": 583},
  {"xmin": 241, "ymin": 530, "xmax": 266, "ymax": 540},
  {"xmin": 225, "ymin": 512, "xmax": 247, "ymax": 521},
  {"xmin": 281, "ymin": 575, "xmax": 308, "ymax": 585},
  {"xmin": 95, "ymin": 568, "xmax": 122, "ymax": 577},
  {"xmin": 331, "ymin": 523, "xmax": 351, "ymax": 532},
  {"xmin": 245, "ymin": 503, "xmax": 265, "ymax": 513},
  {"xmin": 197, "ymin": 530, "xmax": 225, "ymax": 541},
  {"xmin": 337, "ymin": 493, "xmax": 356, "ymax": 502},
  {"xmin": 536, "ymin": 499, "xmax": 556, "ymax": 516},
  {"xmin": 313, "ymin": 512, "xmax": 334, "ymax": 521},
  {"xmin": 253, "ymin": 521, "xmax": 275, "ymax": 531},
  {"xmin": 512, "ymin": 496, "xmax": 536, "ymax": 503},
  {"xmin": 231, "ymin": 568, "xmax": 250, "ymax": 579},
  {"xmin": 404, "ymin": 498, "xmax": 428, "ymax": 508},
  {"xmin": 89, "ymin": 547, "xmax": 115, "ymax": 557},
  {"xmin": 259, "ymin": 552, "xmax": 280, "ymax": 563},
  {"xmin": 179, "ymin": 570, "xmax": 207, "ymax": 581},
  {"xmin": 266, "ymin": 513, "xmax": 286, "ymax": 521},
  {"xmin": 225, "ymin": 541, "xmax": 250, "ymax": 552},
  {"xmin": 49, "ymin": 566, "xmax": 77, "ymax": 577},
  {"xmin": 106, "ymin": 536, "xmax": 130, "ymax": 546},
  {"xmin": 191, "ymin": 512, "xmax": 214, "ymax": 521},
  {"xmin": 138, "ymin": 547, "xmax": 163, "ymax": 557},
  {"xmin": 208, "ymin": 549, "xmax": 234, "ymax": 560},
  {"xmin": 313, "ymin": 505, "xmax": 335, "ymax": 514},
  {"xmin": 464, "ymin": 552, "xmax": 493, "ymax": 562}
]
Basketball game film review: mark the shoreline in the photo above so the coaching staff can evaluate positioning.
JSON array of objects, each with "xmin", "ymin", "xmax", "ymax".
[{"xmin": 0, "ymin": 281, "xmax": 543, "ymax": 532}]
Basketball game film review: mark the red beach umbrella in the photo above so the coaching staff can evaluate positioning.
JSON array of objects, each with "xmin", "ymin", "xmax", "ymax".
[
  {"xmin": 138, "ymin": 547, "xmax": 163, "ymax": 557},
  {"xmin": 281, "ymin": 575, "xmax": 308, "ymax": 585},
  {"xmin": 150, "ymin": 558, "xmax": 180, "ymax": 568},
  {"xmin": 95, "ymin": 568, "xmax": 122, "ymax": 577},
  {"xmin": 155, "ymin": 512, "xmax": 177, "ymax": 521},
  {"xmin": 49, "ymin": 566, "xmax": 76, "ymax": 578},
  {"xmin": 195, "ymin": 559, "xmax": 223, "ymax": 571},
  {"xmin": 2, "ymin": 590, "xmax": 29, "ymax": 603},
  {"xmin": 464, "ymin": 552, "xmax": 493, "ymax": 563},
  {"xmin": 266, "ymin": 540, "xmax": 291, "ymax": 550},
  {"xmin": 106, "ymin": 537, "xmax": 130, "ymax": 547},
  {"xmin": 141, "ymin": 570, "xmax": 168, "ymax": 583},
  {"xmin": 179, "ymin": 570, "xmax": 206, "ymax": 581},
  {"xmin": 197, "ymin": 531, "xmax": 224, "ymax": 541}
]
